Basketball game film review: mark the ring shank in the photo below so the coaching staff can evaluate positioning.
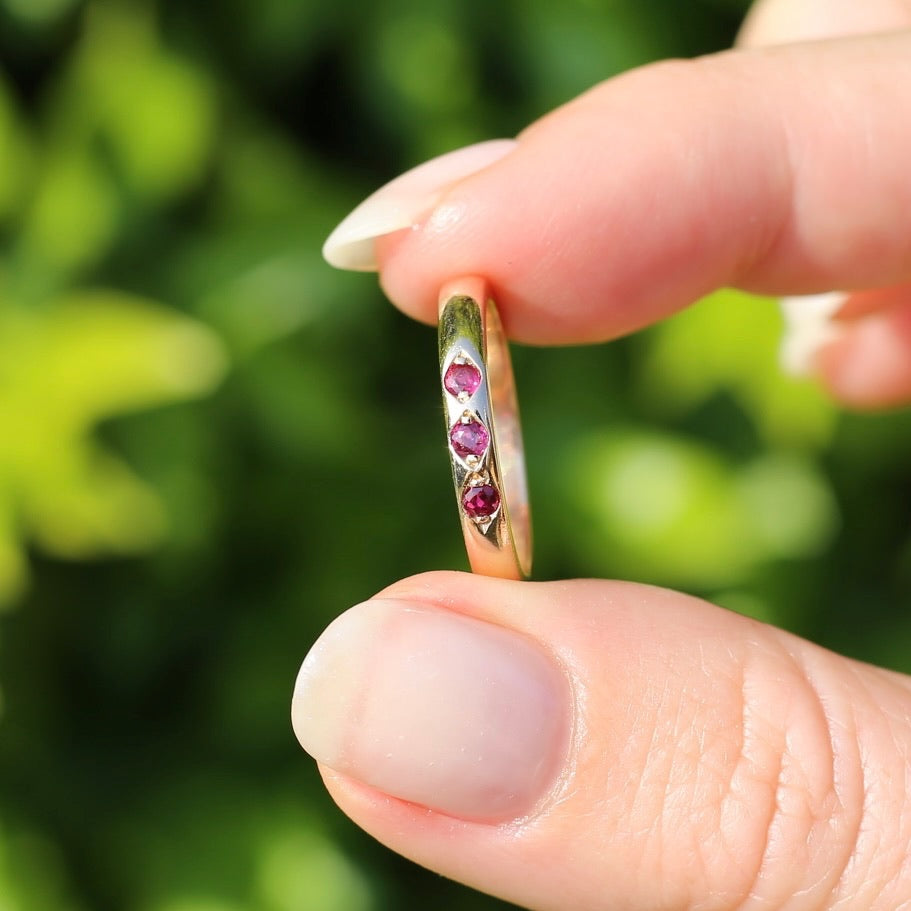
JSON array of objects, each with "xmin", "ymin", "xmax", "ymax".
[{"xmin": 484, "ymin": 298, "xmax": 531, "ymax": 571}]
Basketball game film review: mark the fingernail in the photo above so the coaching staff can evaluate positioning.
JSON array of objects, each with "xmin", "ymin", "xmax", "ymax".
[
  {"xmin": 779, "ymin": 292, "xmax": 847, "ymax": 376},
  {"xmin": 321, "ymin": 139, "xmax": 517, "ymax": 271},
  {"xmin": 291, "ymin": 599, "xmax": 570, "ymax": 821}
]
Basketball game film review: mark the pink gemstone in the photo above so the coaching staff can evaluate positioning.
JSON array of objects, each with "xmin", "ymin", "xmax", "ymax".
[
  {"xmin": 462, "ymin": 483, "xmax": 500, "ymax": 519},
  {"xmin": 444, "ymin": 362, "xmax": 482, "ymax": 398},
  {"xmin": 449, "ymin": 419, "xmax": 489, "ymax": 458}
]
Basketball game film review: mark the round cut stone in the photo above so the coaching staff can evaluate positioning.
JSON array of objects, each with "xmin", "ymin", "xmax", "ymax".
[
  {"xmin": 444, "ymin": 361, "xmax": 482, "ymax": 398},
  {"xmin": 462, "ymin": 483, "xmax": 500, "ymax": 519},
  {"xmin": 449, "ymin": 419, "xmax": 489, "ymax": 459}
]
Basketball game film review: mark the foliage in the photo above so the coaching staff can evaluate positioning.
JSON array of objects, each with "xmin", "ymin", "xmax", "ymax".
[
  {"xmin": 2, "ymin": 1, "xmax": 909, "ymax": 910},
  {"xmin": 0, "ymin": 293, "xmax": 226, "ymax": 606}
]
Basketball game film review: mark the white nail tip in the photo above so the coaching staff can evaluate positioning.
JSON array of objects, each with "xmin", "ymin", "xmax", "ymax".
[
  {"xmin": 321, "ymin": 139, "xmax": 518, "ymax": 272},
  {"xmin": 779, "ymin": 292, "xmax": 847, "ymax": 376}
]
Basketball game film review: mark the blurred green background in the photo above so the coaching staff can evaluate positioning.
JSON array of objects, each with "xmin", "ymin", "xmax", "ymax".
[{"xmin": 0, "ymin": 1, "xmax": 909, "ymax": 909}]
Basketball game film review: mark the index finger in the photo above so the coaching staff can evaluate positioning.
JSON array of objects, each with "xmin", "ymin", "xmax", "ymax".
[{"xmin": 371, "ymin": 33, "xmax": 911, "ymax": 345}]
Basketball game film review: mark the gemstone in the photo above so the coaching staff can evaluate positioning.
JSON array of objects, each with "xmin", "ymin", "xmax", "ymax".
[
  {"xmin": 444, "ymin": 361, "xmax": 482, "ymax": 398},
  {"xmin": 462, "ymin": 483, "xmax": 500, "ymax": 519},
  {"xmin": 449, "ymin": 419, "xmax": 489, "ymax": 459}
]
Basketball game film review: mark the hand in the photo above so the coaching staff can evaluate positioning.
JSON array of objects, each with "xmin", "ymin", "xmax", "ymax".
[{"xmin": 293, "ymin": 3, "xmax": 911, "ymax": 909}]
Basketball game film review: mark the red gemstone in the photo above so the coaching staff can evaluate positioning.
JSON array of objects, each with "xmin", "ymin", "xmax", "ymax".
[
  {"xmin": 462, "ymin": 483, "xmax": 500, "ymax": 519},
  {"xmin": 444, "ymin": 362, "xmax": 482, "ymax": 398},
  {"xmin": 449, "ymin": 419, "xmax": 489, "ymax": 458}
]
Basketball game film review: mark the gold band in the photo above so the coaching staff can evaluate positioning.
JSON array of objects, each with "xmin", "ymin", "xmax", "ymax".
[{"xmin": 438, "ymin": 277, "xmax": 531, "ymax": 580}]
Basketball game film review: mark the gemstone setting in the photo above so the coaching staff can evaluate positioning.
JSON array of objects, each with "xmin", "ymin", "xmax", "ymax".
[
  {"xmin": 444, "ymin": 359, "xmax": 482, "ymax": 400},
  {"xmin": 449, "ymin": 417, "xmax": 489, "ymax": 459},
  {"xmin": 462, "ymin": 483, "xmax": 500, "ymax": 520}
]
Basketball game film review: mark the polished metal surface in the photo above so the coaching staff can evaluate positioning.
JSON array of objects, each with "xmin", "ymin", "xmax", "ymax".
[{"xmin": 438, "ymin": 276, "xmax": 531, "ymax": 580}]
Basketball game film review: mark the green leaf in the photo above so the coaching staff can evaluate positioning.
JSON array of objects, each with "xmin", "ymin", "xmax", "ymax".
[
  {"xmin": 52, "ymin": 4, "xmax": 217, "ymax": 202},
  {"xmin": 561, "ymin": 429, "xmax": 838, "ymax": 588},
  {"xmin": 16, "ymin": 149, "xmax": 119, "ymax": 276},
  {"xmin": 256, "ymin": 829, "xmax": 374, "ymax": 911},
  {"xmin": 563, "ymin": 429, "xmax": 755, "ymax": 586},
  {"xmin": 0, "ymin": 76, "xmax": 34, "ymax": 224},
  {"xmin": 641, "ymin": 289, "xmax": 838, "ymax": 448},
  {"xmin": 0, "ymin": 820, "xmax": 83, "ymax": 911},
  {"xmin": 1, "ymin": 0, "xmax": 78, "ymax": 28},
  {"xmin": 0, "ymin": 291, "xmax": 227, "ymax": 606}
]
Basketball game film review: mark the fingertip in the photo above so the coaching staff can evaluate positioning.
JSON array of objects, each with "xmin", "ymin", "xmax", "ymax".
[
  {"xmin": 375, "ymin": 229, "xmax": 437, "ymax": 325},
  {"xmin": 816, "ymin": 304, "xmax": 911, "ymax": 409},
  {"xmin": 323, "ymin": 139, "xmax": 519, "ymax": 274},
  {"xmin": 291, "ymin": 591, "xmax": 572, "ymax": 823}
]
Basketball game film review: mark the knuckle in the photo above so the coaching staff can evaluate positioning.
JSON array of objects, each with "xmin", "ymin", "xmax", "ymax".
[
  {"xmin": 711, "ymin": 639, "xmax": 908, "ymax": 911},
  {"xmin": 604, "ymin": 627, "xmax": 910, "ymax": 911}
]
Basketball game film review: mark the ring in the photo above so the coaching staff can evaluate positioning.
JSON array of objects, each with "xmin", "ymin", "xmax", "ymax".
[{"xmin": 438, "ymin": 277, "xmax": 532, "ymax": 580}]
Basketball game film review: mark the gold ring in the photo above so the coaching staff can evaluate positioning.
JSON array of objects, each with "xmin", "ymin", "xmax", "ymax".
[{"xmin": 438, "ymin": 277, "xmax": 531, "ymax": 580}]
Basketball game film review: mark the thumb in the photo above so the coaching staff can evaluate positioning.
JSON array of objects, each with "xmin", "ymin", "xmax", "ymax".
[{"xmin": 292, "ymin": 571, "xmax": 911, "ymax": 911}]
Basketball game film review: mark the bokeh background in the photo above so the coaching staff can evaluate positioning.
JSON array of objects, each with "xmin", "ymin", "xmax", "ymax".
[{"xmin": 1, "ymin": 1, "xmax": 909, "ymax": 909}]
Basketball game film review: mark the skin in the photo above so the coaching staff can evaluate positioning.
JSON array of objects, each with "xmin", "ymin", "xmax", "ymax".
[{"xmin": 311, "ymin": 2, "xmax": 911, "ymax": 908}]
